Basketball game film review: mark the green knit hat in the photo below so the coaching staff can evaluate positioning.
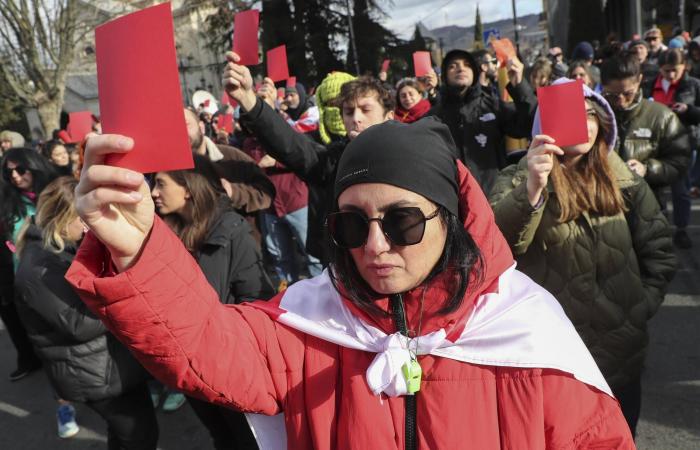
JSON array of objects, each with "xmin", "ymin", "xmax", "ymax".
[{"xmin": 316, "ymin": 71, "xmax": 356, "ymax": 144}]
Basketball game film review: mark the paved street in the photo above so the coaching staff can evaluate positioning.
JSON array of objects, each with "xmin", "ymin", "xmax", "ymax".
[{"xmin": 0, "ymin": 201, "xmax": 699, "ymax": 449}]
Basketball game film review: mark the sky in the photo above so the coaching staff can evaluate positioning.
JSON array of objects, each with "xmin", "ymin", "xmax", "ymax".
[{"xmin": 379, "ymin": 0, "xmax": 543, "ymax": 39}]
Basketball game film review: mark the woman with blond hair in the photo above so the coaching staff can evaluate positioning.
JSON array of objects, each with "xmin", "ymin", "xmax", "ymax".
[
  {"xmin": 490, "ymin": 79, "xmax": 676, "ymax": 436},
  {"xmin": 13, "ymin": 176, "xmax": 158, "ymax": 449}
]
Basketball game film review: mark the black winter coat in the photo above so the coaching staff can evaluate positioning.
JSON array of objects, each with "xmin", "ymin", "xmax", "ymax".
[
  {"xmin": 14, "ymin": 225, "xmax": 147, "ymax": 402},
  {"xmin": 428, "ymin": 81, "xmax": 538, "ymax": 195},
  {"xmin": 240, "ymin": 98, "xmax": 346, "ymax": 263},
  {"xmin": 196, "ymin": 207, "xmax": 275, "ymax": 303}
]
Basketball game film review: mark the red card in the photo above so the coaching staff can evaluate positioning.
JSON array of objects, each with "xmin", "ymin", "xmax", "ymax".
[
  {"xmin": 381, "ymin": 59, "xmax": 390, "ymax": 73},
  {"xmin": 95, "ymin": 2, "xmax": 193, "ymax": 172},
  {"xmin": 286, "ymin": 76, "xmax": 297, "ymax": 88},
  {"xmin": 67, "ymin": 111, "xmax": 94, "ymax": 143},
  {"xmin": 266, "ymin": 45, "xmax": 289, "ymax": 82},
  {"xmin": 232, "ymin": 9, "xmax": 260, "ymax": 65},
  {"xmin": 536, "ymin": 80, "xmax": 589, "ymax": 147},
  {"xmin": 277, "ymin": 87, "xmax": 285, "ymax": 99},
  {"xmin": 221, "ymin": 92, "xmax": 237, "ymax": 109},
  {"xmin": 216, "ymin": 114, "xmax": 234, "ymax": 134},
  {"xmin": 492, "ymin": 38, "xmax": 517, "ymax": 66},
  {"xmin": 413, "ymin": 51, "xmax": 431, "ymax": 77}
]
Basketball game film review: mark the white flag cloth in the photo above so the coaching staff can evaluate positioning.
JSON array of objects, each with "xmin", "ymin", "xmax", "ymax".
[{"xmin": 246, "ymin": 265, "xmax": 611, "ymax": 449}]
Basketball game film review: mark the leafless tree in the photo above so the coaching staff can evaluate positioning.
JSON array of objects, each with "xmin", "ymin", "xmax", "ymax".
[{"xmin": 0, "ymin": 0, "xmax": 106, "ymax": 136}]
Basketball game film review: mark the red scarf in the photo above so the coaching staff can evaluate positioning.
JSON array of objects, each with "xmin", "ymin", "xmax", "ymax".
[{"xmin": 394, "ymin": 98, "xmax": 431, "ymax": 123}]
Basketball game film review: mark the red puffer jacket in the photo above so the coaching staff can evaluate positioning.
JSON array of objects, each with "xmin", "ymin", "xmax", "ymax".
[{"xmin": 66, "ymin": 164, "xmax": 635, "ymax": 449}]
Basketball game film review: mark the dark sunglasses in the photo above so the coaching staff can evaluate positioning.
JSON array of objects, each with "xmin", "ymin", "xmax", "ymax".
[
  {"xmin": 326, "ymin": 207, "xmax": 440, "ymax": 249},
  {"xmin": 2, "ymin": 165, "xmax": 28, "ymax": 180},
  {"xmin": 645, "ymin": 36, "xmax": 659, "ymax": 42}
]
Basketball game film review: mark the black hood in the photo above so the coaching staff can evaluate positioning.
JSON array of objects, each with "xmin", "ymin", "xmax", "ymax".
[
  {"xmin": 286, "ymin": 82, "xmax": 310, "ymax": 121},
  {"xmin": 441, "ymin": 49, "xmax": 480, "ymax": 86}
]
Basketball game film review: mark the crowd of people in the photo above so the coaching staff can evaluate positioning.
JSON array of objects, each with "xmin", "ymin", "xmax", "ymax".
[{"xmin": 0, "ymin": 23, "xmax": 697, "ymax": 450}]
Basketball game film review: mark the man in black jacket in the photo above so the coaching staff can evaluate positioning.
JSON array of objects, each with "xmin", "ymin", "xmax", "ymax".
[
  {"xmin": 429, "ymin": 49, "xmax": 537, "ymax": 195},
  {"xmin": 222, "ymin": 51, "xmax": 394, "ymax": 264}
]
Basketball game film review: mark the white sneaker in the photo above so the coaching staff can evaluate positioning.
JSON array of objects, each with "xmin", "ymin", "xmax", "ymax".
[{"xmin": 57, "ymin": 404, "xmax": 80, "ymax": 438}]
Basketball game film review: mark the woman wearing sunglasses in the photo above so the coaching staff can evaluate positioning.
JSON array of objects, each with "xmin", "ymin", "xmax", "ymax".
[
  {"xmin": 0, "ymin": 148, "xmax": 56, "ymax": 381},
  {"xmin": 490, "ymin": 79, "xmax": 675, "ymax": 437},
  {"xmin": 66, "ymin": 119, "xmax": 633, "ymax": 449}
]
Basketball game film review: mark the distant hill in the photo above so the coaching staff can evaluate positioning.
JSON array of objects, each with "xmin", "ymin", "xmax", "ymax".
[{"xmin": 419, "ymin": 13, "xmax": 543, "ymax": 52}]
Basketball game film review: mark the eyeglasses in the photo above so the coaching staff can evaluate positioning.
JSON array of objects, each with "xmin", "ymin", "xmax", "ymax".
[
  {"xmin": 486, "ymin": 59, "xmax": 499, "ymax": 65},
  {"xmin": 326, "ymin": 207, "xmax": 440, "ymax": 249},
  {"xmin": 602, "ymin": 88, "xmax": 638, "ymax": 102},
  {"xmin": 645, "ymin": 36, "xmax": 660, "ymax": 42},
  {"xmin": 2, "ymin": 165, "xmax": 28, "ymax": 181}
]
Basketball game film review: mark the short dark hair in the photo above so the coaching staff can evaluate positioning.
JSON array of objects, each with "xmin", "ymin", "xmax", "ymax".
[
  {"xmin": 658, "ymin": 48, "xmax": 686, "ymax": 66},
  {"xmin": 472, "ymin": 49, "xmax": 495, "ymax": 65},
  {"xmin": 41, "ymin": 140, "xmax": 65, "ymax": 161},
  {"xmin": 601, "ymin": 53, "xmax": 641, "ymax": 84},
  {"xmin": 337, "ymin": 76, "xmax": 395, "ymax": 114},
  {"xmin": 328, "ymin": 206, "xmax": 484, "ymax": 317}
]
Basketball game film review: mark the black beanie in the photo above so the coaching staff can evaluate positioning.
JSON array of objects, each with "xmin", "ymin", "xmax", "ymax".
[{"xmin": 334, "ymin": 118, "xmax": 460, "ymax": 217}]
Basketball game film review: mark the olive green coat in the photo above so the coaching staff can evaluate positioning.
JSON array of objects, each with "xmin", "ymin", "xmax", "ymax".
[{"xmin": 489, "ymin": 152, "xmax": 676, "ymax": 390}]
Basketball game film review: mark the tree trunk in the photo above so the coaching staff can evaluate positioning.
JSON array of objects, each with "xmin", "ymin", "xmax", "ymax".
[{"xmin": 35, "ymin": 96, "xmax": 63, "ymax": 139}]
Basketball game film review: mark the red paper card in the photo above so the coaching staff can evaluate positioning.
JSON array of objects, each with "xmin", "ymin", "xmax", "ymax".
[
  {"xmin": 413, "ymin": 51, "xmax": 432, "ymax": 77},
  {"xmin": 221, "ymin": 92, "xmax": 237, "ymax": 109},
  {"xmin": 95, "ymin": 2, "xmax": 193, "ymax": 172},
  {"xmin": 381, "ymin": 59, "xmax": 390, "ymax": 73},
  {"xmin": 67, "ymin": 111, "xmax": 94, "ymax": 143},
  {"xmin": 232, "ymin": 9, "xmax": 260, "ymax": 65},
  {"xmin": 217, "ymin": 114, "xmax": 234, "ymax": 134},
  {"xmin": 277, "ymin": 87, "xmax": 285, "ymax": 99},
  {"xmin": 536, "ymin": 80, "xmax": 589, "ymax": 147},
  {"xmin": 492, "ymin": 38, "xmax": 517, "ymax": 65},
  {"xmin": 266, "ymin": 45, "xmax": 289, "ymax": 82},
  {"xmin": 286, "ymin": 76, "xmax": 297, "ymax": 88}
]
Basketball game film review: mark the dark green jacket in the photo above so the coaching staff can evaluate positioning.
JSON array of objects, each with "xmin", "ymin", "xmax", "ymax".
[
  {"xmin": 489, "ymin": 152, "xmax": 676, "ymax": 390},
  {"xmin": 614, "ymin": 94, "xmax": 691, "ymax": 189}
]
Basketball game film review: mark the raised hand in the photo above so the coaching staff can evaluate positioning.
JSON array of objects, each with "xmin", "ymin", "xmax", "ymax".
[
  {"xmin": 506, "ymin": 57, "xmax": 524, "ymax": 86},
  {"xmin": 222, "ymin": 51, "xmax": 258, "ymax": 112},
  {"xmin": 526, "ymin": 134, "xmax": 564, "ymax": 207},
  {"xmin": 75, "ymin": 134, "xmax": 154, "ymax": 271}
]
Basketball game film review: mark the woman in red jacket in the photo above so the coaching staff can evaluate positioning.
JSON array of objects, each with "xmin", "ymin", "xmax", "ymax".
[{"xmin": 67, "ymin": 117, "xmax": 634, "ymax": 449}]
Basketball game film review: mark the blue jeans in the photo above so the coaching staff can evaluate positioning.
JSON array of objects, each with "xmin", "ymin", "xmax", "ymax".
[{"xmin": 262, "ymin": 207, "xmax": 322, "ymax": 282}]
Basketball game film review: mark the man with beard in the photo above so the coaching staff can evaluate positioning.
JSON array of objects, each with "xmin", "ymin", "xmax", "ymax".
[
  {"xmin": 429, "ymin": 49, "xmax": 537, "ymax": 194},
  {"xmin": 473, "ymin": 49, "xmax": 500, "ymax": 99},
  {"xmin": 184, "ymin": 107, "xmax": 274, "ymax": 215}
]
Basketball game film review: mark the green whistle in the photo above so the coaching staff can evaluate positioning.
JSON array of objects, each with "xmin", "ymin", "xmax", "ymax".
[{"xmin": 402, "ymin": 359, "xmax": 422, "ymax": 394}]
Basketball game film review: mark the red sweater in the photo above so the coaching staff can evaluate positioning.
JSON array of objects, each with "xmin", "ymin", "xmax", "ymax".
[{"xmin": 66, "ymin": 164, "xmax": 634, "ymax": 449}]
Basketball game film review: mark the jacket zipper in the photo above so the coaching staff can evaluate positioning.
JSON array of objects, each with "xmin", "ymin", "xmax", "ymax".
[{"xmin": 390, "ymin": 293, "xmax": 417, "ymax": 450}]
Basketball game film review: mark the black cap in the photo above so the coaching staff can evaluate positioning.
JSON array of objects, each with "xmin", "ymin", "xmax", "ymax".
[{"xmin": 334, "ymin": 118, "xmax": 460, "ymax": 217}]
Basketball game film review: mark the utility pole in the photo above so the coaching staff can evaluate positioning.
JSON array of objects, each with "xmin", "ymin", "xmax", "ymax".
[
  {"xmin": 345, "ymin": 0, "xmax": 360, "ymax": 75},
  {"xmin": 511, "ymin": 0, "xmax": 520, "ymax": 53}
]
